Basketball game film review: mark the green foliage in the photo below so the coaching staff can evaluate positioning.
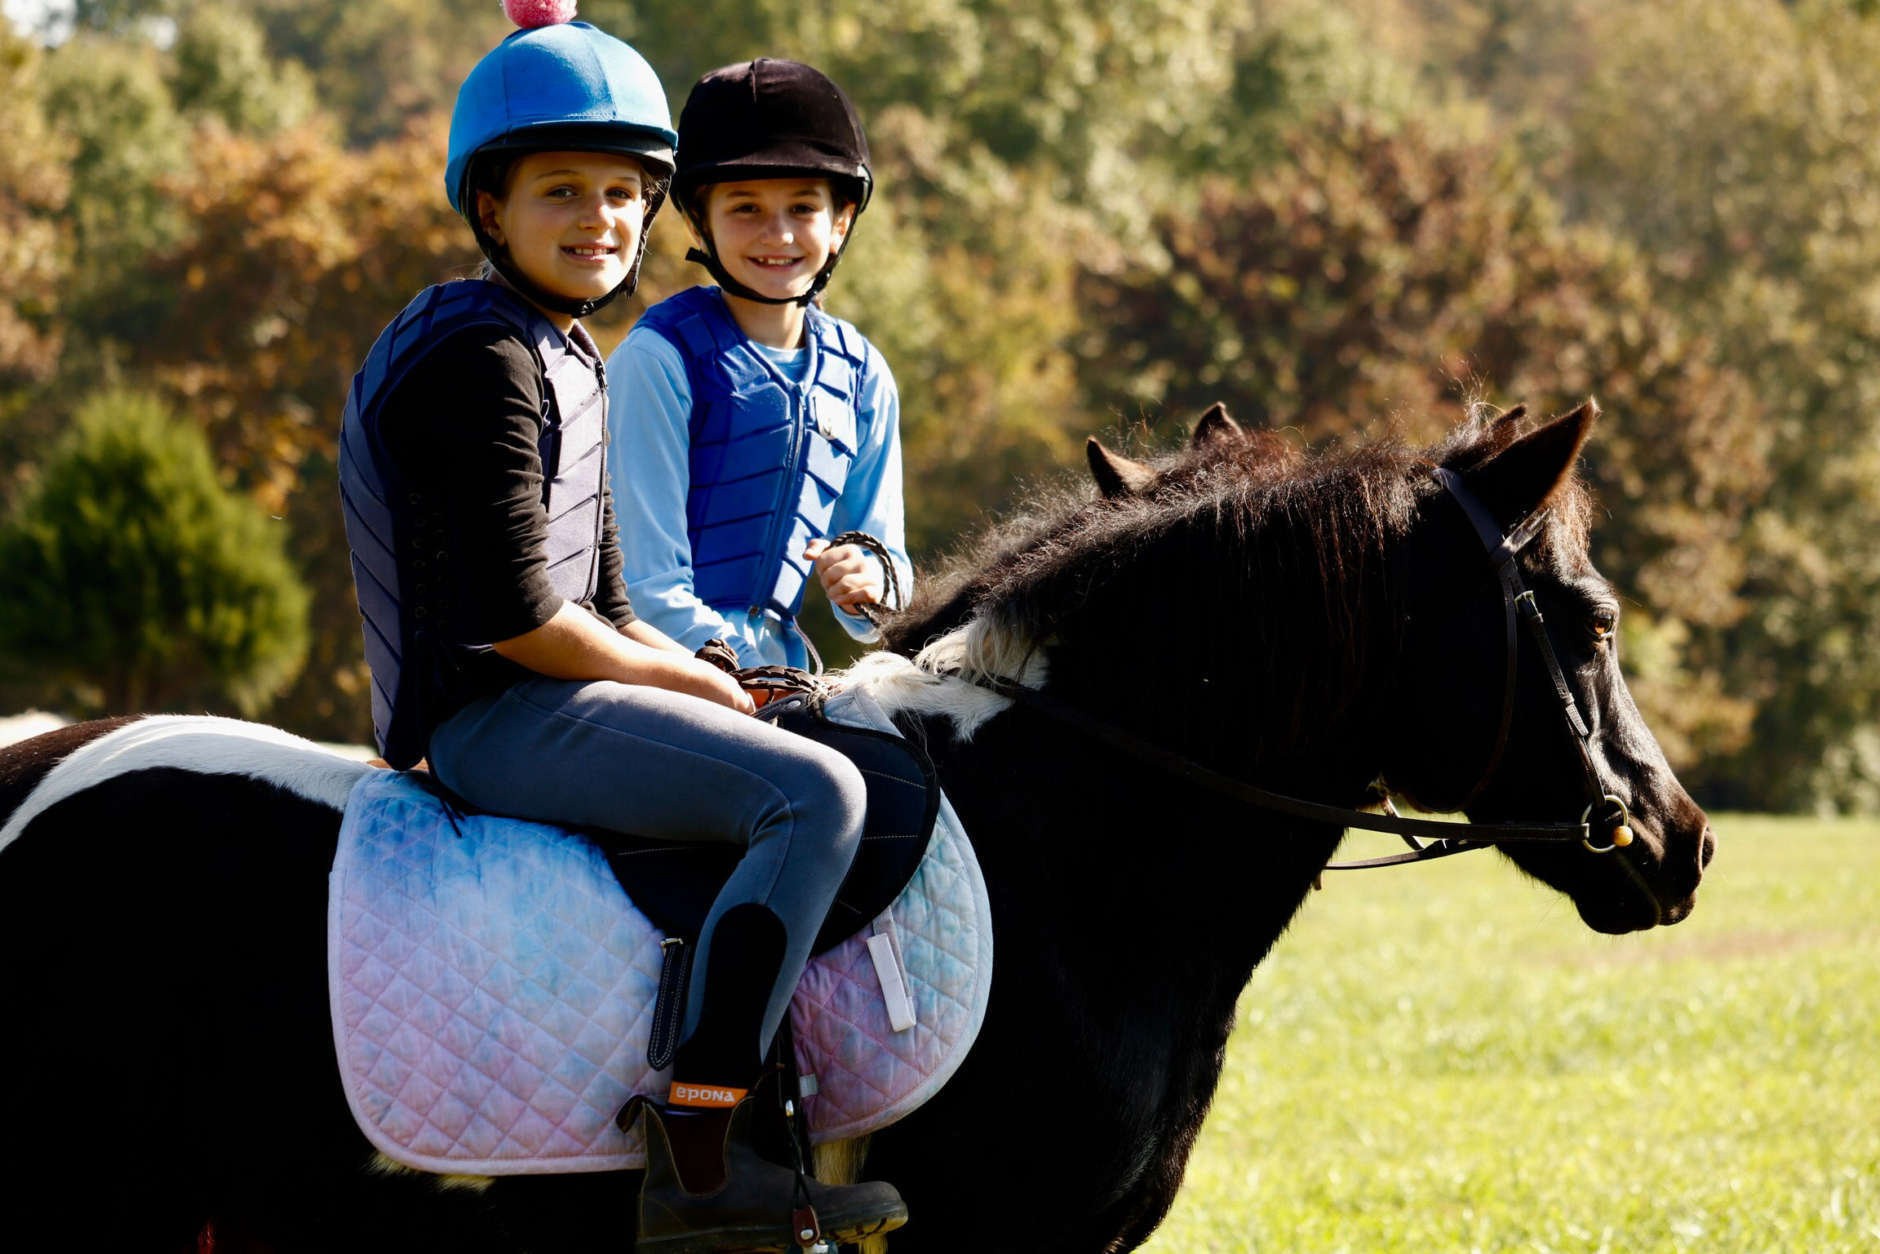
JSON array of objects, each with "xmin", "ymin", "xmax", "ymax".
[
  {"xmin": 826, "ymin": 109, "xmax": 1090, "ymax": 553},
  {"xmin": 170, "ymin": 2, "xmax": 316, "ymax": 134},
  {"xmin": 68, "ymin": 0, "xmax": 176, "ymax": 31},
  {"xmin": 1144, "ymin": 816, "xmax": 1880, "ymax": 1252},
  {"xmin": 594, "ymin": 0, "xmax": 1409, "ymax": 235},
  {"xmin": 1175, "ymin": 0, "xmax": 1428, "ymax": 179},
  {"xmin": 40, "ymin": 29, "xmax": 187, "ymax": 335},
  {"xmin": 240, "ymin": 0, "xmax": 506, "ymax": 145},
  {"xmin": 1553, "ymin": 0, "xmax": 1880, "ymax": 809},
  {"xmin": 1079, "ymin": 109, "xmax": 1770, "ymax": 770},
  {"xmin": 41, "ymin": 32, "xmax": 184, "ymax": 254},
  {"xmin": 0, "ymin": 19, "xmax": 71, "ymax": 388},
  {"xmin": 0, "ymin": 389, "xmax": 309, "ymax": 716}
]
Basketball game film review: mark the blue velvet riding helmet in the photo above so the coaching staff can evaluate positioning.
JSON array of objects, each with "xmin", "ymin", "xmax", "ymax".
[{"xmin": 445, "ymin": 20, "xmax": 677, "ymax": 313}]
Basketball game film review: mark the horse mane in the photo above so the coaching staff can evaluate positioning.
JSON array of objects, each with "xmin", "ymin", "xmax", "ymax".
[{"xmin": 880, "ymin": 405, "xmax": 1590, "ymax": 755}]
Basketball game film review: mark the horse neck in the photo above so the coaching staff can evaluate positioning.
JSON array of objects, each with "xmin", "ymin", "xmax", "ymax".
[
  {"xmin": 907, "ymin": 695, "xmax": 1343, "ymax": 1033},
  {"xmin": 1039, "ymin": 491, "xmax": 1403, "ymax": 805},
  {"xmin": 895, "ymin": 493, "xmax": 1407, "ymax": 971}
]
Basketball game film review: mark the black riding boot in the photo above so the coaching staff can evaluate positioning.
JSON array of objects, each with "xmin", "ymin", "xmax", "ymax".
[
  {"xmin": 627, "ymin": 1092, "xmax": 907, "ymax": 1254},
  {"xmin": 627, "ymin": 903, "xmax": 907, "ymax": 1251}
]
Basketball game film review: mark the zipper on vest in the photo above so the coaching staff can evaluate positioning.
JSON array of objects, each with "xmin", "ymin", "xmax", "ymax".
[
  {"xmin": 750, "ymin": 326, "xmax": 819, "ymax": 618},
  {"xmin": 754, "ymin": 380, "xmax": 808, "ymax": 617}
]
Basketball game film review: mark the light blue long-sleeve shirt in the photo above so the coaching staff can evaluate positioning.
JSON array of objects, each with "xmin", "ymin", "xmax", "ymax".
[{"xmin": 605, "ymin": 291, "xmax": 913, "ymax": 668}]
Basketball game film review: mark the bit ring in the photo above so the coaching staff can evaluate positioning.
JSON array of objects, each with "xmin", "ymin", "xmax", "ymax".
[{"xmin": 1581, "ymin": 794, "xmax": 1633, "ymax": 853}]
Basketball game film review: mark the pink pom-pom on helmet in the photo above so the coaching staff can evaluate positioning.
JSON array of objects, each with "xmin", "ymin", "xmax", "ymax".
[{"xmin": 503, "ymin": 0, "xmax": 578, "ymax": 28}]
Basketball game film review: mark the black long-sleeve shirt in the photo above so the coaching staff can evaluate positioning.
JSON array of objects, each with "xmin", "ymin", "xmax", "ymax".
[{"xmin": 376, "ymin": 322, "xmax": 636, "ymax": 725}]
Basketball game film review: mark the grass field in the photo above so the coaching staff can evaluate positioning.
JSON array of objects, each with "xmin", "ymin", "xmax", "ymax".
[{"xmin": 1140, "ymin": 815, "xmax": 1880, "ymax": 1253}]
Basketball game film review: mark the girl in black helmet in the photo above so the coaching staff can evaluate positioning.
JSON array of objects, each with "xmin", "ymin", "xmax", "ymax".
[
  {"xmin": 606, "ymin": 59, "xmax": 913, "ymax": 673},
  {"xmin": 339, "ymin": 11, "xmax": 905, "ymax": 1251}
]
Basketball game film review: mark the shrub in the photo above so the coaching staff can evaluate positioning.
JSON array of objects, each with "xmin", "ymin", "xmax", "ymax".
[{"xmin": 0, "ymin": 389, "xmax": 309, "ymax": 716}]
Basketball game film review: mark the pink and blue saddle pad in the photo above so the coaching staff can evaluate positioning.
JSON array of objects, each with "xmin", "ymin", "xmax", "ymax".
[{"xmin": 328, "ymin": 687, "xmax": 992, "ymax": 1176}]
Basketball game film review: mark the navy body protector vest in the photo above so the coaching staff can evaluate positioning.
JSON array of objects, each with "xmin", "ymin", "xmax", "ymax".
[
  {"xmin": 636, "ymin": 287, "xmax": 864, "ymax": 625},
  {"xmin": 339, "ymin": 280, "xmax": 609, "ymax": 767}
]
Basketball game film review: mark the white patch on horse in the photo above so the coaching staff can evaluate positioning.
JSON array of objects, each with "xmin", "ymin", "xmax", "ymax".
[
  {"xmin": 840, "ymin": 617, "xmax": 1047, "ymax": 740},
  {"xmin": 0, "ymin": 715, "xmax": 370, "ymax": 853}
]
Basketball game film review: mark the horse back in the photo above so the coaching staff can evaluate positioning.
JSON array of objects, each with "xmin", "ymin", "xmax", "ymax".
[
  {"xmin": 0, "ymin": 717, "xmax": 139, "ymax": 824},
  {"xmin": 0, "ymin": 723, "xmax": 367, "ymax": 1248}
]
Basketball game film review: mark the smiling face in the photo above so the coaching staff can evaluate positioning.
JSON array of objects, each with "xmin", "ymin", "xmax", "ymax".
[
  {"xmin": 476, "ymin": 150, "xmax": 648, "ymax": 323},
  {"xmin": 699, "ymin": 178, "xmax": 854, "ymax": 304}
]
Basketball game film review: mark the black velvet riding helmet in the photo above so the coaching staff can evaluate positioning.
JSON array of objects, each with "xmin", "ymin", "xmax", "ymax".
[{"xmin": 674, "ymin": 59, "xmax": 873, "ymax": 305}]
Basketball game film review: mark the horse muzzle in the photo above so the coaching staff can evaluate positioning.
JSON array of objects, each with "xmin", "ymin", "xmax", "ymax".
[{"xmin": 1577, "ymin": 805, "xmax": 1711, "ymax": 934}]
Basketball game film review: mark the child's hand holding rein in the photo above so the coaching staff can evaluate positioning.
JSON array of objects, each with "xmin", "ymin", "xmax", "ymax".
[
  {"xmin": 668, "ymin": 655, "xmax": 758, "ymax": 714},
  {"xmin": 805, "ymin": 538, "xmax": 884, "ymax": 612}
]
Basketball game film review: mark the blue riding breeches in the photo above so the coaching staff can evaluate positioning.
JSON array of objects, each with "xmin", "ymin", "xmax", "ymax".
[{"xmin": 426, "ymin": 676, "xmax": 866, "ymax": 1063}]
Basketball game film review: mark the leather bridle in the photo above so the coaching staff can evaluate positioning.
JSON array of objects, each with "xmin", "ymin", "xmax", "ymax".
[
  {"xmin": 951, "ymin": 466, "xmax": 1636, "ymax": 872},
  {"xmin": 1424, "ymin": 468, "xmax": 1633, "ymax": 858}
]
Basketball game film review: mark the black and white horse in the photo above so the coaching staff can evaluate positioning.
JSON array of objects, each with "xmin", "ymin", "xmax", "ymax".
[{"xmin": 0, "ymin": 403, "xmax": 1710, "ymax": 1252}]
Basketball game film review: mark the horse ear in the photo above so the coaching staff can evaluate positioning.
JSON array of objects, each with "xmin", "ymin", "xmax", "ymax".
[
  {"xmin": 1461, "ymin": 400, "xmax": 1599, "ymax": 522},
  {"xmin": 1086, "ymin": 436, "xmax": 1158, "ymax": 498},
  {"xmin": 1478, "ymin": 403, "xmax": 1530, "ymax": 457},
  {"xmin": 1192, "ymin": 402, "xmax": 1244, "ymax": 450}
]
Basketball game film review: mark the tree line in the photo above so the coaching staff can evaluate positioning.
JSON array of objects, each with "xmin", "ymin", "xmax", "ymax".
[{"xmin": 3, "ymin": 0, "xmax": 1877, "ymax": 811}]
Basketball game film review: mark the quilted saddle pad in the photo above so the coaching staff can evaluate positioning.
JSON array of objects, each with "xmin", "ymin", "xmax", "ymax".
[{"xmin": 327, "ymin": 686, "xmax": 992, "ymax": 1176}]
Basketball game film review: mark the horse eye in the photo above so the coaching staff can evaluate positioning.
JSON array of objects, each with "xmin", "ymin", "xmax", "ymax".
[{"xmin": 1591, "ymin": 609, "xmax": 1618, "ymax": 642}]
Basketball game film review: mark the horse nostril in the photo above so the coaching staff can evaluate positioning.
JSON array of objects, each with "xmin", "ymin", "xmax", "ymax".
[{"xmin": 1699, "ymin": 825, "xmax": 1716, "ymax": 871}]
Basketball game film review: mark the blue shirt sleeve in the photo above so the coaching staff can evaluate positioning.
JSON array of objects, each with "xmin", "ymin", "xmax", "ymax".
[
  {"xmin": 827, "ymin": 345, "xmax": 913, "ymax": 642},
  {"xmin": 604, "ymin": 325, "xmax": 745, "ymax": 654}
]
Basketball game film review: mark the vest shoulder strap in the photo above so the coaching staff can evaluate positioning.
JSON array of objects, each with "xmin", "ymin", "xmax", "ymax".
[
  {"xmin": 365, "ymin": 282, "xmax": 566, "ymax": 428},
  {"xmin": 811, "ymin": 308, "xmax": 868, "ymax": 369},
  {"xmin": 641, "ymin": 288, "xmax": 778, "ymax": 443},
  {"xmin": 804, "ymin": 310, "xmax": 873, "ymax": 409}
]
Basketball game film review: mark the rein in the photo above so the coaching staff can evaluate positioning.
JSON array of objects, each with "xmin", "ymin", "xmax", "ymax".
[
  {"xmin": 941, "ymin": 468, "xmax": 1636, "ymax": 872},
  {"xmin": 829, "ymin": 530, "xmax": 906, "ymax": 630},
  {"xmin": 976, "ymin": 675, "xmax": 1588, "ymax": 868},
  {"xmin": 780, "ymin": 530, "xmax": 905, "ymax": 677}
]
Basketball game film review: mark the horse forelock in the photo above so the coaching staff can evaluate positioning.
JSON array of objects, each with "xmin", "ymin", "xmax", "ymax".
[{"xmin": 0, "ymin": 715, "xmax": 370, "ymax": 854}]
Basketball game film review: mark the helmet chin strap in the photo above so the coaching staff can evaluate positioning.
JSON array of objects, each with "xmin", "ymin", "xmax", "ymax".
[
  {"xmin": 684, "ymin": 241, "xmax": 836, "ymax": 307},
  {"xmin": 471, "ymin": 194, "xmax": 663, "ymax": 319},
  {"xmin": 486, "ymin": 245, "xmax": 631, "ymax": 318},
  {"xmin": 683, "ymin": 206, "xmax": 857, "ymax": 308}
]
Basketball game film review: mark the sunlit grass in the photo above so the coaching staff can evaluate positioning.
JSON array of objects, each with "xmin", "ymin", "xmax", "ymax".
[{"xmin": 1142, "ymin": 815, "xmax": 1880, "ymax": 1253}]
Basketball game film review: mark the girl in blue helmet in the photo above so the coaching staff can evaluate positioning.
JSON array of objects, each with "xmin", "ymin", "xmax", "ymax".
[
  {"xmin": 605, "ymin": 59, "xmax": 913, "ymax": 671},
  {"xmin": 336, "ymin": 9, "xmax": 905, "ymax": 1250}
]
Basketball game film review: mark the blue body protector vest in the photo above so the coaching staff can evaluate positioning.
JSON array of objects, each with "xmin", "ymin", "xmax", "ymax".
[
  {"xmin": 339, "ymin": 280, "xmax": 609, "ymax": 767},
  {"xmin": 636, "ymin": 288, "xmax": 864, "ymax": 623}
]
